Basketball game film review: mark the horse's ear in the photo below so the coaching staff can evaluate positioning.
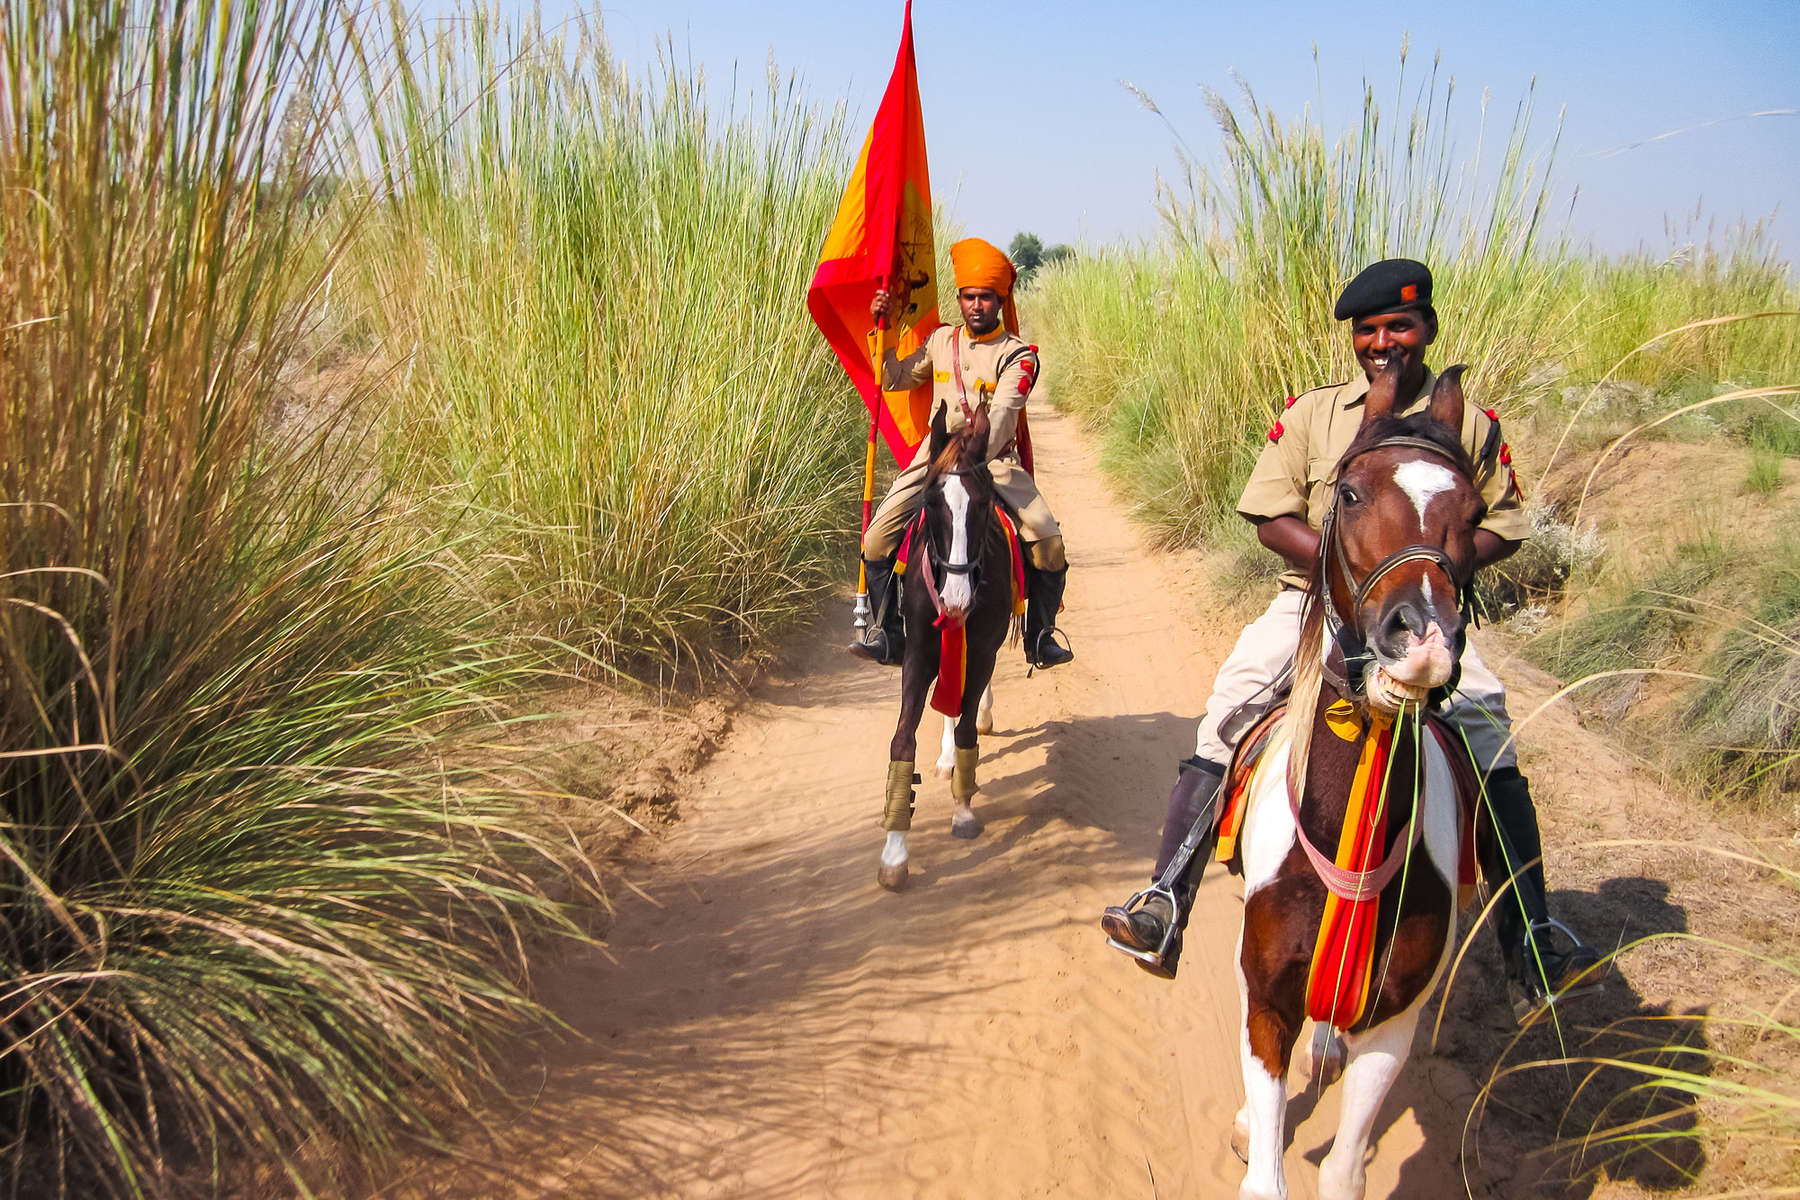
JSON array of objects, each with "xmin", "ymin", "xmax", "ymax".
[
  {"xmin": 1430, "ymin": 364, "xmax": 1469, "ymax": 433},
  {"xmin": 964, "ymin": 403, "xmax": 992, "ymax": 466},
  {"xmin": 1362, "ymin": 358, "xmax": 1403, "ymax": 424},
  {"xmin": 928, "ymin": 404, "xmax": 949, "ymax": 462}
]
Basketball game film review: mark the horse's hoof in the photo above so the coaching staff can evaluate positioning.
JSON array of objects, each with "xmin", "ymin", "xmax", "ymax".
[
  {"xmin": 950, "ymin": 811, "xmax": 982, "ymax": 839},
  {"xmin": 877, "ymin": 862, "xmax": 908, "ymax": 891}
]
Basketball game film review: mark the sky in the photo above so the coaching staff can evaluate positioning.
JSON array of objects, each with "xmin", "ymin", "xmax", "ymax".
[{"xmin": 421, "ymin": 1, "xmax": 1798, "ymax": 264}]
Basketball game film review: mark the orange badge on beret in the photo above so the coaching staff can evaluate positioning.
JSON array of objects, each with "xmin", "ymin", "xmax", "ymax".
[{"xmin": 1400, "ymin": 284, "xmax": 1418, "ymax": 302}]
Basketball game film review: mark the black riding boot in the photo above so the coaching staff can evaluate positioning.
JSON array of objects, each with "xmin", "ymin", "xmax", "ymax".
[
  {"xmin": 1023, "ymin": 565, "xmax": 1074, "ymax": 668},
  {"xmin": 1482, "ymin": 766, "xmax": 1602, "ymax": 1017},
  {"xmin": 848, "ymin": 556, "xmax": 904, "ymax": 666},
  {"xmin": 1100, "ymin": 756, "xmax": 1226, "ymax": 978}
]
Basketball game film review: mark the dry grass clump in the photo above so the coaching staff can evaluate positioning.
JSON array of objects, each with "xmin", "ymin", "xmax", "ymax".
[
  {"xmin": 1482, "ymin": 846, "xmax": 1800, "ymax": 1195},
  {"xmin": 1, "ymin": 4, "xmax": 590, "ymax": 1194}
]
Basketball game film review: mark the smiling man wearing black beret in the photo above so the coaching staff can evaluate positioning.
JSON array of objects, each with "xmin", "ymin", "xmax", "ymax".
[{"xmin": 1101, "ymin": 258, "xmax": 1602, "ymax": 1022}]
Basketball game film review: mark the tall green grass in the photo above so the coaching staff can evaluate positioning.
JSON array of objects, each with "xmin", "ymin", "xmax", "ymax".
[
  {"xmin": 339, "ymin": 5, "xmax": 860, "ymax": 673},
  {"xmin": 1, "ymin": 4, "xmax": 589, "ymax": 1194},
  {"xmin": 1030, "ymin": 48, "xmax": 1799, "ymax": 548},
  {"xmin": 1033, "ymin": 48, "xmax": 1574, "ymax": 542}
]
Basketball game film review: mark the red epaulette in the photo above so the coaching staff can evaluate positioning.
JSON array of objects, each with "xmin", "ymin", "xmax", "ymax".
[
  {"xmin": 1268, "ymin": 395, "xmax": 1296, "ymax": 441},
  {"xmin": 1018, "ymin": 345, "xmax": 1038, "ymax": 396}
]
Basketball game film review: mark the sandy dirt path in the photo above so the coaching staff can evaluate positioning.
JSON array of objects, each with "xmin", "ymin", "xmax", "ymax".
[{"xmin": 381, "ymin": 400, "xmax": 1512, "ymax": 1200}]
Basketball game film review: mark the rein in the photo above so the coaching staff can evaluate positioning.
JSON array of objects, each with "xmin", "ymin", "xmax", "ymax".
[
  {"xmin": 1292, "ymin": 433, "xmax": 1476, "ymax": 905},
  {"xmin": 909, "ymin": 469, "xmax": 992, "ymax": 623}
]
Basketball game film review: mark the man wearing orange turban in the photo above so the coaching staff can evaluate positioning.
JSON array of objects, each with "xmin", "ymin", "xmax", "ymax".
[{"xmin": 850, "ymin": 237, "xmax": 1072, "ymax": 670}]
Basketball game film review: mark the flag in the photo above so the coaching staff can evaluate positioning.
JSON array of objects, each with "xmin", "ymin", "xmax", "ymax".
[{"xmin": 806, "ymin": 0, "xmax": 938, "ymax": 466}]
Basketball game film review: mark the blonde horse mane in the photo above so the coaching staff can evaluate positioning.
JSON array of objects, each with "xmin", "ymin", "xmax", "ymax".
[{"xmin": 1284, "ymin": 569, "xmax": 1328, "ymax": 801}]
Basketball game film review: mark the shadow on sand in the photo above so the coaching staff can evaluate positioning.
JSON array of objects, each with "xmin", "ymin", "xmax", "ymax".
[{"xmin": 357, "ymin": 656, "xmax": 1705, "ymax": 1199}]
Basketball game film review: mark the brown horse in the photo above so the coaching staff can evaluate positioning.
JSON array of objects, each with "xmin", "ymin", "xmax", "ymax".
[
  {"xmin": 876, "ymin": 404, "xmax": 1015, "ymax": 890},
  {"xmin": 1228, "ymin": 362, "xmax": 1491, "ymax": 1200}
]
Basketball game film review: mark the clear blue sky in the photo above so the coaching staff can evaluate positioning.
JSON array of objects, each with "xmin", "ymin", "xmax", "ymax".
[{"xmin": 429, "ymin": 1, "xmax": 1798, "ymax": 263}]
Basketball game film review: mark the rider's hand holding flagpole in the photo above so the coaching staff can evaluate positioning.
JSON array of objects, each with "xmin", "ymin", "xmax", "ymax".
[
  {"xmin": 856, "ymin": 295, "xmax": 890, "ymax": 628},
  {"xmin": 804, "ymin": 1, "xmax": 938, "ymax": 631}
]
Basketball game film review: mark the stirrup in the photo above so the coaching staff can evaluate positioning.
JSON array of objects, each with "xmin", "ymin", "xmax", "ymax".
[
  {"xmin": 1511, "ymin": 918, "xmax": 1606, "ymax": 1025},
  {"xmin": 1102, "ymin": 881, "xmax": 1182, "ymax": 969},
  {"xmin": 847, "ymin": 630, "xmax": 903, "ymax": 666},
  {"xmin": 1026, "ymin": 628, "xmax": 1074, "ymax": 674}
]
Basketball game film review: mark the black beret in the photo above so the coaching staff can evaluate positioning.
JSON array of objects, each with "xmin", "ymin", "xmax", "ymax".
[{"xmin": 1333, "ymin": 258, "xmax": 1433, "ymax": 321}]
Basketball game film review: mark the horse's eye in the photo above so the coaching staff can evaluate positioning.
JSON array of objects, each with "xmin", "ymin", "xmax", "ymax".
[{"xmin": 1339, "ymin": 486, "xmax": 1361, "ymax": 507}]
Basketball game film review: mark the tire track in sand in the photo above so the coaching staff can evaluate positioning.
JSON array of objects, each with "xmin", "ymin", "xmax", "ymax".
[{"xmin": 382, "ymin": 400, "xmax": 1477, "ymax": 1199}]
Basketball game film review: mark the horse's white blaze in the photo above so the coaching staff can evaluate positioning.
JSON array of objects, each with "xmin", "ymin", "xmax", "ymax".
[
  {"xmin": 935, "ymin": 715, "xmax": 957, "ymax": 776},
  {"xmin": 1239, "ymin": 739, "xmax": 1298, "ymax": 896},
  {"xmin": 940, "ymin": 475, "xmax": 974, "ymax": 614},
  {"xmin": 1392, "ymin": 459, "xmax": 1456, "ymax": 529},
  {"xmin": 881, "ymin": 830, "xmax": 908, "ymax": 868}
]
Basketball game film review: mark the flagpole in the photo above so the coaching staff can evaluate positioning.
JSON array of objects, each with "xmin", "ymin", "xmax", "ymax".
[{"xmin": 855, "ymin": 289, "xmax": 890, "ymax": 632}]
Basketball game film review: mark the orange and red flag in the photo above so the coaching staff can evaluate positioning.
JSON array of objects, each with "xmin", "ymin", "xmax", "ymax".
[{"xmin": 806, "ymin": 1, "xmax": 939, "ymax": 466}]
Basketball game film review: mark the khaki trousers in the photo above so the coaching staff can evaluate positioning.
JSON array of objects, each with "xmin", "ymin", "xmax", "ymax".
[
  {"xmin": 1194, "ymin": 588, "xmax": 1517, "ymax": 772},
  {"xmin": 862, "ymin": 450, "xmax": 1065, "ymax": 571}
]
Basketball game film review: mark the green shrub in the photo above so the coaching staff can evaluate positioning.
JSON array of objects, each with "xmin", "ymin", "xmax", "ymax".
[
  {"xmin": 1745, "ymin": 447, "xmax": 1784, "ymax": 495},
  {"xmin": 1680, "ymin": 559, "xmax": 1800, "ymax": 802},
  {"xmin": 1477, "ymin": 500, "xmax": 1606, "ymax": 616}
]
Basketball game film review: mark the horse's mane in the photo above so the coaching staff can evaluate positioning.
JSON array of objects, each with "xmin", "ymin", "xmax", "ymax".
[
  {"xmin": 927, "ymin": 412, "xmax": 992, "ymax": 482},
  {"xmin": 1285, "ymin": 405, "xmax": 1473, "ymax": 798}
]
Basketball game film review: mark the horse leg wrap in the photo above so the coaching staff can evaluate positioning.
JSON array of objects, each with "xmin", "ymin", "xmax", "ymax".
[
  {"xmin": 883, "ymin": 760, "xmax": 919, "ymax": 831},
  {"xmin": 951, "ymin": 746, "xmax": 979, "ymax": 802}
]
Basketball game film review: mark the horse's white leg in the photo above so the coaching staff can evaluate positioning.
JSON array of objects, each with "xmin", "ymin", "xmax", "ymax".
[
  {"xmin": 934, "ymin": 715, "xmax": 957, "ymax": 778},
  {"xmin": 1317, "ymin": 1005, "xmax": 1424, "ymax": 1200},
  {"xmin": 1237, "ymin": 933, "xmax": 1290, "ymax": 1200},
  {"xmin": 878, "ymin": 831, "xmax": 909, "ymax": 890},
  {"xmin": 975, "ymin": 683, "xmax": 994, "ymax": 735},
  {"xmin": 1317, "ymin": 921, "xmax": 1453, "ymax": 1199}
]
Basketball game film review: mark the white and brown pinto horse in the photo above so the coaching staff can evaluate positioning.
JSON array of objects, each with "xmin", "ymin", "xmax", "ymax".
[
  {"xmin": 877, "ymin": 404, "xmax": 1012, "ymax": 889},
  {"xmin": 1229, "ymin": 363, "xmax": 1488, "ymax": 1200}
]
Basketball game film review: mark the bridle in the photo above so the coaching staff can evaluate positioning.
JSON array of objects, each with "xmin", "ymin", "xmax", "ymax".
[
  {"xmin": 911, "ymin": 462, "xmax": 993, "ymax": 622},
  {"xmin": 1287, "ymin": 432, "xmax": 1482, "ymax": 906},
  {"xmin": 1315, "ymin": 435, "xmax": 1478, "ymax": 697}
]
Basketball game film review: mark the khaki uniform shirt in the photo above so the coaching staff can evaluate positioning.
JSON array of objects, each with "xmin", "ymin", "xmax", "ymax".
[
  {"xmin": 1236, "ymin": 367, "xmax": 1530, "ymax": 590},
  {"xmin": 881, "ymin": 323, "xmax": 1037, "ymax": 458},
  {"xmin": 860, "ymin": 323, "xmax": 1063, "ymax": 568}
]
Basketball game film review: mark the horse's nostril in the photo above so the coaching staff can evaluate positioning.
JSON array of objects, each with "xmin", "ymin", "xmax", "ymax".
[{"xmin": 1384, "ymin": 604, "xmax": 1421, "ymax": 643}]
